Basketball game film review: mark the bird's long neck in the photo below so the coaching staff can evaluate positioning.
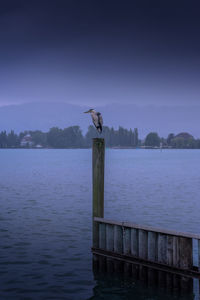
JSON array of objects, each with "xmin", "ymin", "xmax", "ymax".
[{"xmin": 90, "ymin": 111, "xmax": 96, "ymax": 117}]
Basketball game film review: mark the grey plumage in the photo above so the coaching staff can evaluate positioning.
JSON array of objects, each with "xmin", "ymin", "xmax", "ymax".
[{"xmin": 84, "ymin": 109, "xmax": 103, "ymax": 133}]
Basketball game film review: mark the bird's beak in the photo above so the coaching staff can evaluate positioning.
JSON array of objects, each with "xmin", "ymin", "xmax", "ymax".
[{"xmin": 84, "ymin": 110, "xmax": 90, "ymax": 113}]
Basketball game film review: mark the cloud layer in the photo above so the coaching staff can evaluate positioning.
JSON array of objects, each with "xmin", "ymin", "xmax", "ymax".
[{"xmin": 0, "ymin": 0, "xmax": 200, "ymax": 106}]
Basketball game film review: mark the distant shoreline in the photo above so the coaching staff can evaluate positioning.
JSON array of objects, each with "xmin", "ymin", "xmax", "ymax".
[{"xmin": 0, "ymin": 146, "xmax": 199, "ymax": 150}]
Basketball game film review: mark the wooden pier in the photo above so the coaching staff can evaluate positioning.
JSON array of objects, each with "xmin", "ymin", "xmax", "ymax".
[
  {"xmin": 92, "ymin": 257, "xmax": 195, "ymax": 297},
  {"xmin": 91, "ymin": 138, "xmax": 200, "ymax": 281}
]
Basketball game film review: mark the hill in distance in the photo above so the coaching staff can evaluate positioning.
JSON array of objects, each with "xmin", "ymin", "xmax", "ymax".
[{"xmin": 0, "ymin": 102, "xmax": 199, "ymax": 138}]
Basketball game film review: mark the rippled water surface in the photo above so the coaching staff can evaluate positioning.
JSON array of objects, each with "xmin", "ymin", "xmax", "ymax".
[{"xmin": 0, "ymin": 149, "xmax": 200, "ymax": 299}]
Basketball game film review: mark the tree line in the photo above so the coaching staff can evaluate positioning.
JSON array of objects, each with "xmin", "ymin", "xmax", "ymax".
[
  {"xmin": 144, "ymin": 132, "xmax": 200, "ymax": 149},
  {"xmin": 0, "ymin": 126, "xmax": 200, "ymax": 149},
  {"xmin": 0, "ymin": 126, "xmax": 138, "ymax": 148}
]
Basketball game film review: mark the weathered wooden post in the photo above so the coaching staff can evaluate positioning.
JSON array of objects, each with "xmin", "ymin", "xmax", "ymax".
[
  {"xmin": 198, "ymin": 240, "xmax": 200, "ymax": 272},
  {"xmin": 92, "ymin": 138, "xmax": 105, "ymax": 248}
]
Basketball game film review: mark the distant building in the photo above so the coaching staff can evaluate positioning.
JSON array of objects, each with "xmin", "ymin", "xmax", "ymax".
[
  {"xmin": 20, "ymin": 134, "xmax": 34, "ymax": 147},
  {"xmin": 172, "ymin": 132, "xmax": 195, "ymax": 148},
  {"xmin": 175, "ymin": 132, "xmax": 194, "ymax": 139}
]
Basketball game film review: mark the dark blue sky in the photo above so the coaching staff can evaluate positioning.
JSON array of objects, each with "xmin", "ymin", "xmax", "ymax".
[{"xmin": 0, "ymin": 0, "xmax": 200, "ymax": 107}]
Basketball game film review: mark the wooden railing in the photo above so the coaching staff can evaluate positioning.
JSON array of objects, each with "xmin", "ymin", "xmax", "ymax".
[
  {"xmin": 93, "ymin": 217, "xmax": 200, "ymax": 276},
  {"xmin": 91, "ymin": 139, "xmax": 200, "ymax": 278}
]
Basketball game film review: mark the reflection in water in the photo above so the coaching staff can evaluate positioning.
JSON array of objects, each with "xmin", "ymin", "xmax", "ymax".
[{"xmin": 89, "ymin": 255, "xmax": 195, "ymax": 300}]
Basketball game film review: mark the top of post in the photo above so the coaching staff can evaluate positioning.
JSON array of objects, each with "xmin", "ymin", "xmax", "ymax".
[{"xmin": 93, "ymin": 138, "xmax": 105, "ymax": 145}]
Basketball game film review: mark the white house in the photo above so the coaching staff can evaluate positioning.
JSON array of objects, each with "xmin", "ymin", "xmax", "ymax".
[{"xmin": 20, "ymin": 134, "xmax": 34, "ymax": 147}]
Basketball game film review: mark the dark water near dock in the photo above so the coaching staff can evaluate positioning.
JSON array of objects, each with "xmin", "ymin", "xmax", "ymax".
[{"xmin": 0, "ymin": 149, "xmax": 200, "ymax": 299}]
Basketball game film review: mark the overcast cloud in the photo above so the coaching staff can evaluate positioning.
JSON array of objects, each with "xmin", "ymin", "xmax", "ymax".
[{"xmin": 0, "ymin": 0, "xmax": 200, "ymax": 107}]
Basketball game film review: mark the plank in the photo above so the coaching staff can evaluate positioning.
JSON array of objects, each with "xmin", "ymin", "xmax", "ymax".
[
  {"xmin": 99, "ymin": 255, "xmax": 106, "ymax": 273},
  {"xmin": 148, "ymin": 268, "xmax": 157, "ymax": 286},
  {"xmin": 173, "ymin": 236, "xmax": 180, "ymax": 267},
  {"xmin": 138, "ymin": 229, "xmax": 148, "ymax": 260},
  {"xmin": 158, "ymin": 270, "xmax": 166, "ymax": 288},
  {"xmin": 131, "ymin": 264, "xmax": 139, "ymax": 280},
  {"xmin": 148, "ymin": 231, "xmax": 157, "ymax": 262},
  {"xmin": 166, "ymin": 272, "xmax": 173, "ymax": 291},
  {"xmin": 114, "ymin": 225, "xmax": 123, "ymax": 253},
  {"xmin": 123, "ymin": 227, "xmax": 131, "ymax": 255},
  {"xmin": 179, "ymin": 237, "xmax": 193, "ymax": 269},
  {"xmin": 158, "ymin": 233, "xmax": 167, "ymax": 264},
  {"xmin": 106, "ymin": 257, "xmax": 114, "ymax": 274},
  {"xmin": 124, "ymin": 262, "xmax": 132, "ymax": 278},
  {"xmin": 167, "ymin": 235, "xmax": 173, "ymax": 266},
  {"xmin": 106, "ymin": 224, "xmax": 114, "ymax": 252},
  {"xmin": 99, "ymin": 223, "xmax": 106, "ymax": 249},
  {"xmin": 139, "ymin": 265, "xmax": 148, "ymax": 282},
  {"xmin": 131, "ymin": 228, "xmax": 138, "ymax": 257},
  {"xmin": 94, "ymin": 217, "xmax": 200, "ymax": 240}
]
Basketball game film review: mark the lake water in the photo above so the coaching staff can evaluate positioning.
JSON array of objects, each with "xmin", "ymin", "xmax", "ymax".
[{"xmin": 0, "ymin": 149, "xmax": 200, "ymax": 299}]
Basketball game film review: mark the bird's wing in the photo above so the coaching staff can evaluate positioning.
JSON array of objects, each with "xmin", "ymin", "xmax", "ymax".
[
  {"xmin": 92, "ymin": 113, "xmax": 99, "ymax": 128},
  {"xmin": 98, "ymin": 113, "xmax": 103, "ymax": 127},
  {"xmin": 97, "ymin": 112, "xmax": 103, "ymax": 132}
]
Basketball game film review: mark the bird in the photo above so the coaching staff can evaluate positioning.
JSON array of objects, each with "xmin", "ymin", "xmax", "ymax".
[{"xmin": 84, "ymin": 109, "xmax": 103, "ymax": 134}]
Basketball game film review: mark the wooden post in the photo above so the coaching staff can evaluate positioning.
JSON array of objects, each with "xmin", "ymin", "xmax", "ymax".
[
  {"xmin": 198, "ymin": 239, "xmax": 200, "ymax": 272},
  {"xmin": 92, "ymin": 138, "xmax": 105, "ymax": 248}
]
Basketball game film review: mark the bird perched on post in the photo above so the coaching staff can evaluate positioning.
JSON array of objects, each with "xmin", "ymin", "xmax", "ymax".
[{"xmin": 84, "ymin": 109, "xmax": 103, "ymax": 134}]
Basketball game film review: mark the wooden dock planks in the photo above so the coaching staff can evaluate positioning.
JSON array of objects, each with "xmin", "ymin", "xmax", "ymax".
[
  {"xmin": 92, "ymin": 139, "xmax": 199, "ymax": 277},
  {"xmin": 95, "ymin": 218, "xmax": 196, "ymax": 274}
]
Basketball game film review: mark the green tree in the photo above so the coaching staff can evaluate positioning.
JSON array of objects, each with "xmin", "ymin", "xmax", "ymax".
[
  {"xmin": 187, "ymin": 138, "xmax": 196, "ymax": 149},
  {"xmin": 167, "ymin": 133, "xmax": 175, "ymax": 146},
  {"xmin": 47, "ymin": 127, "xmax": 63, "ymax": 148},
  {"xmin": 62, "ymin": 126, "xmax": 84, "ymax": 148},
  {"xmin": 102, "ymin": 126, "xmax": 111, "ymax": 147},
  {"xmin": 171, "ymin": 137, "xmax": 185, "ymax": 148},
  {"xmin": 134, "ymin": 128, "xmax": 138, "ymax": 146},
  {"xmin": 195, "ymin": 139, "xmax": 200, "ymax": 149},
  {"xmin": 0, "ymin": 131, "xmax": 7, "ymax": 148},
  {"xmin": 130, "ymin": 129, "xmax": 135, "ymax": 147},
  {"xmin": 145, "ymin": 132, "xmax": 160, "ymax": 147},
  {"xmin": 109, "ymin": 127, "xmax": 115, "ymax": 147},
  {"xmin": 85, "ymin": 126, "xmax": 97, "ymax": 147},
  {"xmin": 30, "ymin": 130, "xmax": 47, "ymax": 146},
  {"xmin": 7, "ymin": 130, "xmax": 19, "ymax": 147}
]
